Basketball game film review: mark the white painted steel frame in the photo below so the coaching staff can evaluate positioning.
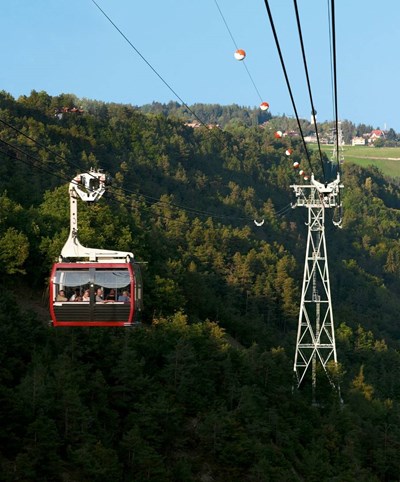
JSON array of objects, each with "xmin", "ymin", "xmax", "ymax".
[{"xmin": 292, "ymin": 174, "xmax": 342, "ymax": 391}]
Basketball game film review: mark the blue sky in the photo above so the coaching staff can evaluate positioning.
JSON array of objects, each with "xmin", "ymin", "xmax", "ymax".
[{"xmin": 2, "ymin": 1, "xmax": 399, "ymax": 130}]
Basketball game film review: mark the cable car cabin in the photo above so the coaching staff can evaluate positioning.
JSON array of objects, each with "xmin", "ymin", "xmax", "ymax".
[
  {"xmin": 50, "ymin": 262, "xmax": 143, "ymax": 327},
  {"xmin": 50, "ymin": 169, "xmax": 144, "ymax": 326}
]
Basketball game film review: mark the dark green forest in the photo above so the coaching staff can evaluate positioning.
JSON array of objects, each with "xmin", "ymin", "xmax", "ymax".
[{"xmin": 2, "ymin": 90, "xmax": 400, "ymax": 481}]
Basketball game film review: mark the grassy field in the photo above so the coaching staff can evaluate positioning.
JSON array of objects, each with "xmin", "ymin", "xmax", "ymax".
[{"xmin": 314, "ymin": 144, "xmax": 400, "ymax": 179}]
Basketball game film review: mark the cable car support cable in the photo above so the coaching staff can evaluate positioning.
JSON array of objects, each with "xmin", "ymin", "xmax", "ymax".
[
  {"xmin": 329, "ymin": 0, "xmax": 343, "ymax": 227},
  {"xmin": 293, "ymin": 0, "xmax": 326, "ymax": 182},
  {"xmin": 262, "ymin": 0, "xmax": 314, "ymax": 175},
  {"xmin": 330, "ymin": 0, "xmax": 340, "ymax": 175}
]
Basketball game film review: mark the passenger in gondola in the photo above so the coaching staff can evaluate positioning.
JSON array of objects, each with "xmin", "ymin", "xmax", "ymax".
[
  {"xmin": 96, "ymin": 288, "xmax": 104, "ymax": 302},
  {"xmin": 56, "ymin": 290, "xmax": 68, "ymax": 302},
  {"xmin": 106, "ymin": 289, "xmax": 116, "ymax": 301},
  {"xmin": 82, "ymin": 289, "xmax": 90, "ymax": 301},
  {"xmin": 70, "ymin": 288, "xmax": 81, "ymax": 301},
  {"xmin": 118, "ymin": 290, "xmax": 130, "ymax": 302}
]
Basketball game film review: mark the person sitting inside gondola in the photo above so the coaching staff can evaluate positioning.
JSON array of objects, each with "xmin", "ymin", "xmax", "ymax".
[
  {"xmin": 56, "ymin": 290, "xmax": 68, "ymax": 302},
  {"xmin": 82, "ymin": 289, "xmax": 90, "ymax": 302},
  {"xmin": 106, "ymin": 289, "xmax": 116, "ymax": 301},
  {"xmin": 118, "ymin": 290, "xmax": 130, "ymax": 302},
  {"xmin": 96, "ymin": 288, "xmax": 104, "ymax": 302},
  {"xmin": 70, "ymin": 288, "xmax": 82, "ymax": 302}
]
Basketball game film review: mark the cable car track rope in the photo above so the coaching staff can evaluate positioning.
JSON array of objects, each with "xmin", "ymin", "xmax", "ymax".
[
  {"xmin": 263, "ymin": 0, "xmax": 342, "ymax": 184},
  {"xmin": 262, "ymin": 0, "xmax": 314, "ymax": 175},
  {"xmin": 292, "ymin": 0, "xmax": 326, "ymax": 182},
  {"xmin": 330, "ymin": 0, "xmax": 341, "ymax": 175}
]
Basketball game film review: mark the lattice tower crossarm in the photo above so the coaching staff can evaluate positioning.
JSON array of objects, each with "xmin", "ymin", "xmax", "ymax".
[{"xmin": 291, "ymin": 174, "xmax": 343, "ymax": 392}]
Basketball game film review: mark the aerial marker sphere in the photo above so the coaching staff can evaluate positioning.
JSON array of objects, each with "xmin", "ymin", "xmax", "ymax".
[
  {"xmin": 274, "ymin": 131, "xmax": 283, "ymax": 138},
  {"xmin": 285, "ymin": 148, "xmax": 293, "ymax": 156},
  {"xmin": 304, "ymin": 175, "xmax": 309, "ymax": 181},
  {"xmin": 299, "ymin": 170, "xmax": 304, "ymax": 176},
  {"xmin": 293, "ymin": 161, "xmax": 300, "ymax": 169},
  {"xmin": 260, "ymin": 102, "xmax": 269, "ymax": 111},
  {"xmin": 234, "ymin": 49, "xmax": 246, "ymax": 61}
]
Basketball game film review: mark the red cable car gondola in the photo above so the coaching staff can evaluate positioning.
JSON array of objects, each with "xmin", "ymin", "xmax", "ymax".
[
  {"xmin": 49, "ymin": 169, "xmax": 143, "ymax": 327},
  {"xmin": 50, "ymin": 261, "xmax": 142, "ymax": 327}
]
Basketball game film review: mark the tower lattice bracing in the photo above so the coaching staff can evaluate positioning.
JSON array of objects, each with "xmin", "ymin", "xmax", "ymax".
[{"xmin": 292, "ymin": 174, "xmax": 343, "ymax": 393}]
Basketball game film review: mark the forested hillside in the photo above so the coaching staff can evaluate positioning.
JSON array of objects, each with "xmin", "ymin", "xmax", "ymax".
[
  {"xmin": 2, "ymin": 90, "xmax": 400, "ymax": 481},
  {"xmin": 139, "ymin": 101, "xmax": 272, "ymax": 128}
]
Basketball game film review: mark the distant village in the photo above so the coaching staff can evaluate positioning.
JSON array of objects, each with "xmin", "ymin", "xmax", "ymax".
[
  {"xmin": 302, "ymin": 129, "xmax": 386, "ymax": 147},
  {"xmin": 184, "ymin": 120, "xmax": 387, "ymax": 147}
]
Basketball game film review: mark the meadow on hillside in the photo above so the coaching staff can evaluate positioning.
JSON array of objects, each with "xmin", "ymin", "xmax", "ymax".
[{"xmin": 314, "ymin": 144, "xmax": 400, "ymax": 179}]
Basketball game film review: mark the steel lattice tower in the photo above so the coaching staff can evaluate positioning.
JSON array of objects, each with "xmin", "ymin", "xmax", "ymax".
[{"xmin": 292, "ymin": 174, "xmax": 343, "ymax": 396}]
